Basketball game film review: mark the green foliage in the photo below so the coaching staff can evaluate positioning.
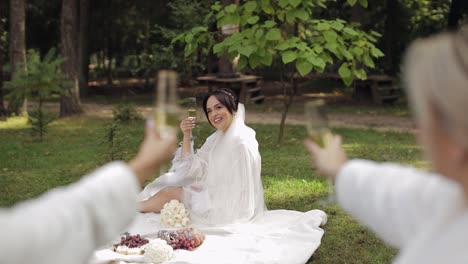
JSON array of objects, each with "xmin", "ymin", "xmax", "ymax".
[
  {"xmin": 4, "ymin": 48, "xmax": 66, "ymax": 140},
  {"xmin": 124, "ymin": 0, "xmax": 213, "ymax": 83},
  {"xmin": 112, "ymin": 103, "xmax": 142, "ymax": 123},
  {"xmin": 4, "ymin": 48, "xmax": 65, "ymax": 103},
  {"xmin": 175, "ymin": 0, "xmax": 384, "ymax": 86},
  {"xmin": 101, "ymin": 121, "xmax": 131, "ymax": 161},
  {"xmin": 27, "ymin": 108, "xmax": 56, "ymax": 142}
]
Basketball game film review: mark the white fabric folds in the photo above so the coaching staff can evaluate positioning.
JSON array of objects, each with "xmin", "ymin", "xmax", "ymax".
[
  {"xmin": 139, "ymin": 103, "xmax": 266, "ymax": 226},
  {"xmin": 92, "ymin": 210, "xmax": 327, "ymax": 264}
]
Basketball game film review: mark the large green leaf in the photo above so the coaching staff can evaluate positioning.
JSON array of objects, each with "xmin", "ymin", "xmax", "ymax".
[
  {"xmin": 338, "ymin": 63, "xmax": 351, "ymax": 78},
  {"xmin": 371, "ymin": 47, "xmax": 385, "ymax": 57},
  {"xmin": 276, "ymin": 41, "xmax": 290, "ymax": 50},
  {"xmin": 260, "ymin": 0, "xmax": 274, "ymax": 14},
  {"xmin": 261, "ymin": 52, "xmax": 273, "ymax": 66},
  {"xmin": 296, "ymin": 59, "xmax": 313, "ymax": 76},
  {"xmin": 279, "ymin": 0, "xmax": 289, "ymax": 8},
  {"xmin": 352, "ymin": 47, "xmax": 364, "ymax": 56},
  {"xmin": 295, "ymin": 9, "xmax": 309, "ymax": 21},
  {"xmin": 266, "ymin": 28, "xmax": 282, "ymax": 40},
  {"xmin": 330, "ymin": 21, "xmax": 344, "ymax": 31},
  {"xmin": 239, "ymin": 45, "xmax": 257, "ymax": 57},
  {"xmin": 213, "ymin": 43, "xmax": 224, "ymax": 54},
  {"xmin": 247, "ymin": 16, "xmax": 260, "ymax": 24},
  {"xmin": 237, "ymin": 56, "xmax": 248, "ymax": 70},
  {"xmin": 185, "ymin": 33, "xmax": 193, "ymax": 43},
  {"xmin": 342, "ymin": 76, "xmax": 354, "ymax": 86},
  {"xmin": 282, "ymin": 50, "xmax": 297, "ymax": 64},
  {"xmin": 354, "ymin": 68, "xmax": 367, "ymax": 80},
  {"xmin": 244, "ymin": 1, "xmax": 258, "ymax": 13},
  {"xmin": 225, "ymin": 4, "xmax": 237, "ymax": 13},
  {"xmin": 307, "ymin": 56, "xmax": 326, "ymax": 69},
  {"xmin": 264, "ymin": 20, "xmax": 276, "ymax": 28},
  {"xmin": 288, "ymin": 0, "xmax": 302, "ymax": 8},
  {"xmin": 358, "ymin": 0, "xmax": 368, "ymax": 8},
  {"xmin": 363, "ymin": 54, "xmax": 375, "ymax": 68},
  {"xmin": 317, "ymin": 23, "xmax": 331, "ymax": 31},
  {"xmin": 255, "ymin": 29, "xmax": 265, "ymax": 39},
  {"xmin": 344, "ymin": 27, "xmax": 359, "ymax": 36},
  {"xmin": 347, "ymin": 0, "xmax": 357, "ymax": 6},
  {"xmin": 249, "ymin": 54, "xmax": 262, "ymax": 68},
  {"xmin": 324, "ymin": 30, "xmax": 338, "ymax": 43}
]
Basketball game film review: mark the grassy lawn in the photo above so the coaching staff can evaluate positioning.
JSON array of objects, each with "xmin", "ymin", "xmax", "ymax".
[{"xmin": 0, "ymin": 115, "xmax": 425, "ymax": 263}]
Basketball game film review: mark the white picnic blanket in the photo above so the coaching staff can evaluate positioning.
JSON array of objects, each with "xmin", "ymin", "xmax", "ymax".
[{"xmin": 91, "ymin": 209, "xmax": 327, "ymax": 264}]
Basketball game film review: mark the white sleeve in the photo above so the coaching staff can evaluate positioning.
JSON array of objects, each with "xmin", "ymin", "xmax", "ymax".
[
  {"xmin": 0, "ymin": 161, "xmax": 140, "ymax": 264},
  {"xmin": 336, "ymin": 159, "xmax": 463, "ymax": 248}
]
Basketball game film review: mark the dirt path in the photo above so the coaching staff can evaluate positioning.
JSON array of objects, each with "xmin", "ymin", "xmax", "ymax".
[{"xmin": 81, "ymin": 102, "xmax": 414, "ymax": 133}]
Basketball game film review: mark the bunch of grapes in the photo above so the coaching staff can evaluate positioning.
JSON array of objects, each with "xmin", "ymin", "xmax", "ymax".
[
  {"xmin": 113, "ymin": 233, "xmax": 149, "ymax": 248},
  {"xmin": 157, "ymin": 228, "xmax": 205, "ymax": 251}
]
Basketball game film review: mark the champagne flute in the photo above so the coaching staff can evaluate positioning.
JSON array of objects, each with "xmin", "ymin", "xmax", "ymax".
[
  {"xmin": 154, "ymin": 70, "xmax": 181, "ymax": 174},
  {"xmin": 304, "ymin": 99, "xmax": 335, "ymax": 205},
  {"xmin": 153, "ymin": 70, "xmax": 180, "ymax": 136},
  {"xmin": 186, "ymin": 97, "xmax": 197, "ymax": 140}
]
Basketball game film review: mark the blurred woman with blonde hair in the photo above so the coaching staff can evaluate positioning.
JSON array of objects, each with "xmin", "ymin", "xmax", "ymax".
[{"xmin": 305, "ymin": 27, "xmax": 468, "ymax": 263}]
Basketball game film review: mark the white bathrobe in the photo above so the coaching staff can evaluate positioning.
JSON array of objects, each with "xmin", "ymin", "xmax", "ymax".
[
  {"xmin": 139, "ymin": 104, "xmax": 266, "ymax": 226},
  {"xmin": 0, "ymin": 162, "xmax": 139, "ymax": 264},
  {"xmin": 337, "ymin": 159, "xmax": 468, "ymax": 264}
]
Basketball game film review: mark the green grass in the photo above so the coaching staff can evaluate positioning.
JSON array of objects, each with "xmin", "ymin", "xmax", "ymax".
[
  {"xmin": 247, "ymin": 100, "xmax": 410, "ymax": 117},
  {"xmin": 0, "ymin": 116, "xmax": 424, "ymax": 263}
]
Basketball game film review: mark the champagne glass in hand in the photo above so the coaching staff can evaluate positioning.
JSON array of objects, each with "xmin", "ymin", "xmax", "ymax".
[
  {"xmin": 304, "ymin": 100, "xmax": 335, "ymax": 205},
  {"xmin": 186, "ymin": 97, "xmax": 197, "ymax": 140},
  {"xmin": 154, "ymin": 70, "xmax": 181, "ymax": 174},
  {"xmin": 153, "ymin": 70, "xmax": 181, "ymax": 138}
]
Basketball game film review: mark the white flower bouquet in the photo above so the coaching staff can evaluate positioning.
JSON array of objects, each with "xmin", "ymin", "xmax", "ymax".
[
  {"xmin": 142, "ymin": 238, "xmax": 174, "ymax": 264},
  {"xmin": 160, "ymin": 199, "xmax": 191, "ymax": 228}
]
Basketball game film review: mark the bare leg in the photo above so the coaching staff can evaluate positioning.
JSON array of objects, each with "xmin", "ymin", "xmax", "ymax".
[{"xmin": 140, "ymin": 187, "xmax": 183, "ymax": 213}]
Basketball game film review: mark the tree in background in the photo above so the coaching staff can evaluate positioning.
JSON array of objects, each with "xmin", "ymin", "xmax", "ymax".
[
  {"xmin": 8, "ymin": 0, "xmax": 27, "ymax": 115},
  {"xmin": 59, "ymin": 0, "xmax": 82, "ymax": 116},
  {"xmin": 78, "ymin": 0, "xmax": 90, "ymax": 96},
  {"xmin": 0, "ymin": 17, "xmax": 8, "ymax": 117},
  {"xmin": 176, "ymin": 0, "xmax": 383, "ymax": 144},
  {"xmin": 4, "ymin": 49, "xmax": 66, "ymax": 141}
]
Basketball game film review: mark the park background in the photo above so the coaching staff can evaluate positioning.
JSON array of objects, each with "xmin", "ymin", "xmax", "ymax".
[{"xmin": 0, "ymin": 0, "xmax": 467, "ymax": 263}]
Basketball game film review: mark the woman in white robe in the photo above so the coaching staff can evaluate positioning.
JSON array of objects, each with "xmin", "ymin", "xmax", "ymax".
[
  {"xmin": 139, "ymin": 88, "xmax": 266, "ymax": 226},
  {"xmin": 305, "ymin": 29, "xmax": 468, "ymax": 263}
]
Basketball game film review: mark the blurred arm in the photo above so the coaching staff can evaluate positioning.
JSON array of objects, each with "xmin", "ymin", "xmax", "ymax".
[
  {"xmin": 336, "ymin": 159, "xmax": 464, "ymax": 248},
  {"xmin": 0, "ymin": 162, "xmax": 140, "ymax": 264}
]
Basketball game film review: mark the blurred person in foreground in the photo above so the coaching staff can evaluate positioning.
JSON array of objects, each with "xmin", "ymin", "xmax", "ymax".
[
  {"xmin": 0, "ymin": 120, "xmax": 176, "ymax": 264},
  {"xmin": 305, "ymin": 28, "xmax": 468, "ymax": 263}
]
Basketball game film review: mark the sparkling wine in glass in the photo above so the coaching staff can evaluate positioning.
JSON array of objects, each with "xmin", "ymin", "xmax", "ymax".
[
  {"xmin": 153, "ymin": 70, "xmax": 180, "ymax": 137},
  {"xmin": 304, "ymin": 99, "xmax": 335, "ymax": 205},
  {"xmin": 186, "ymin": 97, "xmax": 197, "ymax": 140},
  {"xmin": 154, "ymin": 70, "xmax": 181, "ymax": 174}
]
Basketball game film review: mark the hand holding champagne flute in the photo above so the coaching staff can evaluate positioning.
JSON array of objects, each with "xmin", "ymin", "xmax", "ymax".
[
  {"xmin": 186, "ymin": 97, "xmax": 197, "ymax": 140},
  {"xmin": 304, "ymin": 99, "xmax": 335, "ymax": 205},
  {"xmin": 154, "ymin": 70, "xmax": 181, "ymax": 138}
]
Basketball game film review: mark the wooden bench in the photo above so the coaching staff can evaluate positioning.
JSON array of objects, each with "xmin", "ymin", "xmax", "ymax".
[
  {"xmin": 292, "ymin": 73, "xmax": 400, "ymax": 104},
  {"xmin": 196, "ymin": 74, "xmax": 265, "ymax": 104}
]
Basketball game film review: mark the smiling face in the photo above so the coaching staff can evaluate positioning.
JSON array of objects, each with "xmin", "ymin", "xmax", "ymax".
[{"xmin": 205, "ymin": 95, "xmax": 234, "ymax": 132}]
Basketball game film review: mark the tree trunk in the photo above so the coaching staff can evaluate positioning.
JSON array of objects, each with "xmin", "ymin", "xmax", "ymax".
[
  {"xmin": 60, "ymin": 0, "xmax": 82, "ymax": 117},
  {"xmin": 8, "ymin": 0, "xmax": 27, "ymax": 115},
  {"xmin": 78, "ymin": 0, "xmax": 90, "ymax": 97},
  {"xmin": 277, "ymin": 76, "xmax": 296, "ymax": 145},
  {"xmin": 106, "ymin": 0, "xmax": 113, "ymax": 87},
  {"xmin": 0, "ymin": 49, "xmax": 6, "ymax": 117},
  {"xmin": 447, "ymin": 0, "xmax": 467, "ymax": 30},
  {"xmin": 218, "ymin": 0, "xmax": 238, "ymax": 79}
]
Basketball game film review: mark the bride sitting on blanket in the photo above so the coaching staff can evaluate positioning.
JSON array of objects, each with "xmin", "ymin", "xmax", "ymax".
[{"xmin": 139, "ymin": 88, "xmax": 266, "ymax": 226}]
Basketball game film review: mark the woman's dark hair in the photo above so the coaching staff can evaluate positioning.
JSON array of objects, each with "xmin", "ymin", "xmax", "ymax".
[{"xmin": 202, "ymin": 88, "xmax": 239, "ymax": 125}]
